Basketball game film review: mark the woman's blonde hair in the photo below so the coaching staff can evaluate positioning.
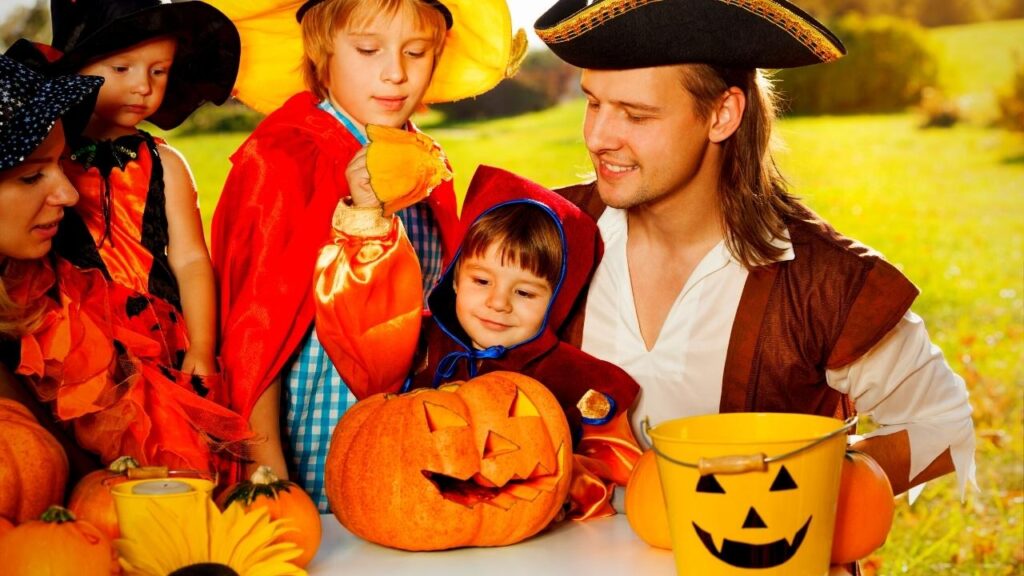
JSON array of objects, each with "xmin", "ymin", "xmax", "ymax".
[
  {"xmin": 0, "ymin": 266, "xmax": 45, "ymax": 339},
  {"xmin": 301, "ymin": 0, "xmax": 448, "ymax": 100}
]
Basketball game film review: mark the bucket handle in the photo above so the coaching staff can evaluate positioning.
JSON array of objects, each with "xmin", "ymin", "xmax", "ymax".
[{"xmin": 641, "ymin": 415, "xmax": 858, "ymax": 476}]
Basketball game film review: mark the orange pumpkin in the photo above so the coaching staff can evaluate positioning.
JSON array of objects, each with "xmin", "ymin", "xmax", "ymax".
[
  {"xmin": 326, "ymin": 371, "xmax": 573, "ymax": 550},
  {"xmin": 0, "ymin": 399, "xmax": 69, "ymax": 522},
  {"xmin": 831, "ymin": 450, "xmax": 895, "ymax": 564},
  {"xmin": 366, "ymin": 124, "xmax": 452, "ymax": 215},
  {"xmin": 625, "ymin": 449, "xmax": 673, "ymax": 549},
  {"xmin": 0, "ymin": 505, "xmax": 112, "ymax": 576},
  {"xmin": 218, "ymin": 465, "xmax": 322, "ymax": 567},
  {"xmin": 67, "ymin": 456, "xmax": 172, "ymax": 541}
]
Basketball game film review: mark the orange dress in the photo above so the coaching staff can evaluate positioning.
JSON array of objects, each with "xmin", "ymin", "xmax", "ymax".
[
  {"xmin": 7, "ymin": 257, "xmax": 250, "ymax": 472},
  {"xmin": 61, "ymin": 130, "xmax": 183, "ymax": 313}
]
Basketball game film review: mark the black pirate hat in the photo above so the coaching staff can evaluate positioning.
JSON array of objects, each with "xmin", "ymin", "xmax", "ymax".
[
  {"xmin": 0, "ymin": 54, "xmax": 103, "ymax": 171},
  {"xmin": 48, "ymin": 0, "xmax": 240, "ymax": 129},
  {"xmin": 535, "ymin": 0, "xmax": 845, "ymax": 70}
]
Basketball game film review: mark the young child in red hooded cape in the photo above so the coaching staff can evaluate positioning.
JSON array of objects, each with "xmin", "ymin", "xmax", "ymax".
[{"xmin": 316, "ymin": 165, "xmax": 643, "ymax": 519}]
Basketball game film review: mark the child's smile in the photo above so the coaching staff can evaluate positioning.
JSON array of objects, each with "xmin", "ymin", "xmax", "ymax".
[{"xmin": 454, "ymin": 245, "xmax": 554, "ymax": 350}]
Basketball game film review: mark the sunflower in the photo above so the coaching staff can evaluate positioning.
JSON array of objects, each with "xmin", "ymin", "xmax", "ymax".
[{"xmin": 116, "ymin": 498, "xmax": 307, "ymax": 576}]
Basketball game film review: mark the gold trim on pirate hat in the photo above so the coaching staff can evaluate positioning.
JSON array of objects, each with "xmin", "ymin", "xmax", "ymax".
[
  {"xmin": 210, "ymin": 0, "xmax": 527, "ymax": 115},
  {"xmin": 535, "ymin": 0, "xmax": 845, "ymax": 70}
]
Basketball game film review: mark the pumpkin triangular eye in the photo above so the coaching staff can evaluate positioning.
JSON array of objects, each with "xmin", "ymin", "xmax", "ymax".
[
  {"xmin": 483, "ymin": 431, "xmax": 520, "ymax": 459},
  {"xmin": 509, "ymin": 388, "xmax": 540, "ymax": 418},
  {"xmin": 696, "ymin": 474, "xmax": 726, "ymax": 493},
  {"xmin": 770, "ymin": 465, "xmax": 798, "ymax": 491},
  {"xmin": 424, "ymin": 401, "xmax": 468, "ymax": 432}
]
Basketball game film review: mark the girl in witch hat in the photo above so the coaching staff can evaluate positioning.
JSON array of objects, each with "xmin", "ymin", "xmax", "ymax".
[
  {"xmin": 0, "ymin": 53, "xmax": 252, "ymax": 477},
  {"xmin": 40, "ymin": 0, "xmax": 240, "ymax": 387}
]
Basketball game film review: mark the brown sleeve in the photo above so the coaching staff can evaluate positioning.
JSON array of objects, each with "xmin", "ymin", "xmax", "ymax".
[{"xmin": 826, "ymin": 259, "xmax": 919, "ymax": 369}]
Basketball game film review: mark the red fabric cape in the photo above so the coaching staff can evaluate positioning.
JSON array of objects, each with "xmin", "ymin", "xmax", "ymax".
[{"xmin": 211, "ymin": 92, "xmax": 462, "ymax": 421}]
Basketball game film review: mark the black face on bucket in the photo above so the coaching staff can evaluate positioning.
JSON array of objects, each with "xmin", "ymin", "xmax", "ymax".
[{"xmin": 690, "ymin": 465, "xmax": 812, "ymax": 569}]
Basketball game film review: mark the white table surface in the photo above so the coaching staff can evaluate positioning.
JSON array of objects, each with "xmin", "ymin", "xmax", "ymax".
[{"xmin": 309, "ymin": 513, "xmax": 676, "ymax": 575}]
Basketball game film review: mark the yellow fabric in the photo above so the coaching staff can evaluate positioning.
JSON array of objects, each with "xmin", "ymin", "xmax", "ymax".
[
  {"xmin": 366, "ymin": 124, "xmax": 453, "ymax": 216},
  {"xmin": 209, "ymin": 0, "xmax": 522, "ymax": 114}
]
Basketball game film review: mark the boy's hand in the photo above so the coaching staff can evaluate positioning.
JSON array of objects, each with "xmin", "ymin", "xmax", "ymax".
[{"xmin": 345, "ymin": 147, "xmax": 382, "ymax": 209}]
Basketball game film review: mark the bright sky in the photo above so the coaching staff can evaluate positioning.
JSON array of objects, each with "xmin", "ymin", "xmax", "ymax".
[{"xmin": 0, "ymin": 0, "xmax": 558, "ymax": 47}]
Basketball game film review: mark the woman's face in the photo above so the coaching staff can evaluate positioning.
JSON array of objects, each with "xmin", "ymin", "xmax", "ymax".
[{"xmin": 0, "ymin": 122, "xmax": 78, "ymax": 261}]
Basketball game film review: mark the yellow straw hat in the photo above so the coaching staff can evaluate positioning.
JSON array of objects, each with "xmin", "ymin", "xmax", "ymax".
[{"xmin": 209, "ymin": 0, "xmax": 526, "ymax": 114}]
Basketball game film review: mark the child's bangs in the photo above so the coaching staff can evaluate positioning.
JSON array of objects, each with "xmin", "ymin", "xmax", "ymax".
[
  {"xmin": 345, "ymin": 0, "xmax": 447, "ymax": 49},
  {"xmin": 461, "ymin": 204, "xmax": 563, "ymax": 288}
]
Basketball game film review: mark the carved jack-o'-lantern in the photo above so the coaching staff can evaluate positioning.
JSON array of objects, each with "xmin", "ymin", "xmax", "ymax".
[
  {"xmin": 691, "ymin": 465, "xmax": 812, "ymax": 569},
  {"xmin": 325, "ymin": 371, "xmax": 572, "ymax": 551}
]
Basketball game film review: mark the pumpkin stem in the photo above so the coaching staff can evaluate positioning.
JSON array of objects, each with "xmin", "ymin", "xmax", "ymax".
[
  {"xmin": 251, "ymin": 465, "xmax": 280, "ymax": 485},
  {"xmin": 40, "ymin": 505, "xmax": 77, "ymax": 524},
  {"xmin": 109, "ymin": 455, "xmax": 141, "ymax": 473}
]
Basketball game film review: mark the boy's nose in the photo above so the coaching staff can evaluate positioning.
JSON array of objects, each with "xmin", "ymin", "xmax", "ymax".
[
  {"xmin": 381, "ymin": 55, "xmax": 407, "ymax": 84},
  {"xmin": 486, "ymin": 290, "xmax": 511, "ymax": 312}
]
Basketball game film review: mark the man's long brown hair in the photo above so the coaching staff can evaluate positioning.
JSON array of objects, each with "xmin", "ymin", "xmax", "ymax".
[{"xmin": 679, "ymin": 65, "xmax": 802, "ymax": 268}]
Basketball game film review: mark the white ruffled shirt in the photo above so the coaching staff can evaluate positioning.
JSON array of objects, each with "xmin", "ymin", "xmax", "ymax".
[{"xmin": 582, "ymin": 207, "xmax": 975, "ymax": 496}]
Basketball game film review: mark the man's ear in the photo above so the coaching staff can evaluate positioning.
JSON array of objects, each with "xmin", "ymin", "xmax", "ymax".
[{"xmin": 709, "ymin": 87, "xmax": 745, "ymax": 143}]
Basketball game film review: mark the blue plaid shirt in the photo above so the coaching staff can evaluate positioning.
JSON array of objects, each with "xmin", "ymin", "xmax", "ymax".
[{"xmin": 283, "ymin": 101, "xmax": 443, "ymax": 511}]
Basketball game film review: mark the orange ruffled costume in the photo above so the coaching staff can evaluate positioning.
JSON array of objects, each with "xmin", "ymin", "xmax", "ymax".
[
  {"xmin": 8, "ymin": 257, "xmax": 251, "ymax": 472},
  {"xmin": 314, "ymin": 165, "xmax": 641, "ymax": 520}
]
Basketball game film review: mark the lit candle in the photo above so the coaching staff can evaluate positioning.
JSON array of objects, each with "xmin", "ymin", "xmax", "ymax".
[
  {"xmin": 113, "ymin": 478, "xmax": 215, "ymax": 544},
  {"xmin": 131, "ymin": 480, "xmax": 194, "ymax": 495}
]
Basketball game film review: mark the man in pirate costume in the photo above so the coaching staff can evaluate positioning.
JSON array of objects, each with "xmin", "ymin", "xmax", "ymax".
[{"xmin": 535, "ymin": 0, "xmax": 974, "ymax": 527}]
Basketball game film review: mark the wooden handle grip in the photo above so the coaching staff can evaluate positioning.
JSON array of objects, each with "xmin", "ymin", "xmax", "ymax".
[{"xmin": 697, "ymin": 453, "xmax": 767, "ymax": 475}]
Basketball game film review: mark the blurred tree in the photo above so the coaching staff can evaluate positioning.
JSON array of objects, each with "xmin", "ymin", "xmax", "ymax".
[
  {"xmin": 0, "ymin": 0, "xmax": 50, "ymax": 52},
  {"xmin": 433, "ymin": 49, "xmax": 579, "ymax": 122},
  {"xmin": 796, "ymin": 0, "xmax": 1022, "ymax": 25},
  {"xmin": 997, "ymin": 54, "xmax": 1024, "ymax": 130},
  {"xmin": 777, "ymin": 14, "xmax": 938, "ymax": 114}
]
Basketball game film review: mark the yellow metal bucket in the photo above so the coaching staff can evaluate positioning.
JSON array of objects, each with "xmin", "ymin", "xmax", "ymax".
[{"xmin": 646, "ymin": 413, "xmax": 854, "ymax": 576}]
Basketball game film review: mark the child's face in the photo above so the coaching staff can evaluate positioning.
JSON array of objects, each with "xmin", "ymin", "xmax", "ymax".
[
  {"xmin": 0, "ymin": 123, "xmax": 78, "ymax": 261},
  {"xmin": 78, "ymin": 36, "xmax": 177, "ymax": 139},
  {"xmin": 454, "ymin": 245, "xmax": 554, "ymax": 351},
  {"xmin": 326, "ymin": 9, "xmax": 437, "ymax": 129}
]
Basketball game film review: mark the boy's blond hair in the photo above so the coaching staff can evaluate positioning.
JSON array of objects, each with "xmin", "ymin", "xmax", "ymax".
[{"xmin": 301, "ymin": 0, "xmax": 448, "ymax": 101}]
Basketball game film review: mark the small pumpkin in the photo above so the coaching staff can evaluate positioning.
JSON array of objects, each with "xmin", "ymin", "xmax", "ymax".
[
  {"xmin": 831, "ymin": 450, "xmax": 895, "ymax": 564},
  {"xmin": 326, "ymin": 371, "xmax": 573, "ymax": 550},
  {"xmin": 625, "ymin": 449, "xmax": 672, "ymax": 549},
  {"xmin": 0, "ymin": 505, "xmax": 112, "ymax": 576},
  {"xmin": 0, "ymin": 399, "xmax": 69, "ymax": 522},
  {"xmin": 218, "ymin": 465, "xmax": 322, "ymax": 567},
  {"xmin": 366, "ymin": 124, "xmax": 452, "ymax": 215},
  {"xmin": 67, "ymin": 456, "xmax": 171, "ymax": 541}
]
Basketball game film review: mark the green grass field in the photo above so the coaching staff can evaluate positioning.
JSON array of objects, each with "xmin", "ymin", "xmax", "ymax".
[{"xmin": 169, "ymin": 20, "xmax": 1024, "ymax": 576}]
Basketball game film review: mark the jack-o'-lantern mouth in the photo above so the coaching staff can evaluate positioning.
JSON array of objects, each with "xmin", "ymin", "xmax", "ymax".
[
  {"xmin": 422, "ymin": 445, "xmax": 567, "ymax": 509},
  {"xmin": 692, "ymin": 516, "xmax": 811, "ymax": 569}
]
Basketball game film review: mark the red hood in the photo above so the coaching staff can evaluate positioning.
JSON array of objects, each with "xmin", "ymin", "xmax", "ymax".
[{"xmin": 428, "ymin": 165, "xmax": 602, "ymax": 345}]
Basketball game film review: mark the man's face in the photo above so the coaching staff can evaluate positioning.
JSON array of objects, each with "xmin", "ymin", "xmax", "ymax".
[{"xmin": 581, "ymin": 66, "xmax": 715, "ymax": 210}]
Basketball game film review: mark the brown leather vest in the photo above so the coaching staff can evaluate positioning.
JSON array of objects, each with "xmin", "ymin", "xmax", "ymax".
[{"xmin": 556, "ymin": 182, "xmax": 919, "ymax": 419}]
